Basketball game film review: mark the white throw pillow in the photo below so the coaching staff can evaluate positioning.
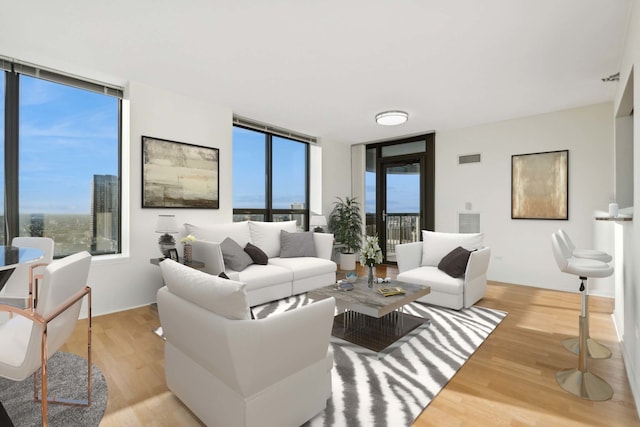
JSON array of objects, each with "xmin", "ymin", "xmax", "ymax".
[
  {"xmin": 420, "ymin": 230, "xmax": 483, "ymax": 267},
  {"xmin": 184, "ymin": 221, "xmax": 251, "ymax": 246},
  {"xmin": 248, "ymin": 220, "xmax": 297, "ymax": 258},
  {"xmin": 159, "ymin": 259, "xmax": 250, "ymax": 320}
]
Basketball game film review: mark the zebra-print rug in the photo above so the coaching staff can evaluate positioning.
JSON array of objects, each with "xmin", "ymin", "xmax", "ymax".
[{"xmin": 252, "ymin": 294, "xmax": 506, "ymax": 427}]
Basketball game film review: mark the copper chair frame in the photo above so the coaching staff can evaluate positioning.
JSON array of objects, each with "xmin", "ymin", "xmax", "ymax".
[{"xmin": 0, "ymin": 269, "xmax": 92, "ymax": 427}]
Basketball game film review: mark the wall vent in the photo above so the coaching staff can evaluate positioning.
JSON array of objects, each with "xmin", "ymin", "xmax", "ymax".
[
  {"xmin": 458, "ymin": 153, "xmax": 481, "ymax": 164},
  {"xmin": 459, "ymin": 213, "xmax": 480, "ymax": 233}
]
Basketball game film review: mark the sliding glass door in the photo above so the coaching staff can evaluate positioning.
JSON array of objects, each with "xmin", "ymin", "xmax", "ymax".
[
  {"xmin": 381, "ymin": 160, "xmax": 422, "ymax": 262},
  {"xmin": 366, "ymin": 134, "xmax": 434, "ymax": 264}
]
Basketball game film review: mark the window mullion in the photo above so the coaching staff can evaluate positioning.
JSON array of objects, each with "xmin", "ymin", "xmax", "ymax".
[
  {"xmin": 4, "ymin": 69, "xmax": 19, "ymax": 244},
  {"xmin": 266, "ymin": 134, "xmax": 273, "ymax": 221}
]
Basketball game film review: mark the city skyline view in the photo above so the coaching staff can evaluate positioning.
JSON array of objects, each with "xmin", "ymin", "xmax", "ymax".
[{"xmin": 2, "ymin": 74, "xmax": 119, "ymax": 216}]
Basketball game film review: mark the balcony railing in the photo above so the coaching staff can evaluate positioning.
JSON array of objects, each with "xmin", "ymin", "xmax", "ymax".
[{"xmin": 366, "ymin": 213, "xmax": 420, "ymax": 262}]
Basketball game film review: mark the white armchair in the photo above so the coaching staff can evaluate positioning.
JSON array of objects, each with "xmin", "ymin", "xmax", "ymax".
[
  {"xmin": 396, "ymin": 231, "xmax": 491, "ymax": 310},
  {"xmin": 157, "ymin": 259, "xmax": 336, "ymax": 427}
]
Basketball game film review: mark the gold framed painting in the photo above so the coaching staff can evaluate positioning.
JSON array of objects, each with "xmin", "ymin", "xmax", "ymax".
[
  {"xmin": 511, "ymin": 150, "xmax": 568, "ymax": 220},
  {"xmin": 142, "ymin": 136, "xmax": 219, "ymax": 208}
]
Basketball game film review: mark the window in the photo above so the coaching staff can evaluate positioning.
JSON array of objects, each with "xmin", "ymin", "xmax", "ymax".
[
  {"xmin": 2, "ymin": 60, "xmax": 122, "ymax": 257},
  {"xmin": 232, "ymin": 124, "xmax": 309, "ymax": 229}
]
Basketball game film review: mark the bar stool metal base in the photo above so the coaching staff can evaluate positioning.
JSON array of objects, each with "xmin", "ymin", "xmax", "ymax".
[
  {"xmin": 556, "ymin": 369, "xmax": 613, "ymax": 401},
  {"xmin": 562, "ymin": 336, "xmax": 611, "ymax": 359}
]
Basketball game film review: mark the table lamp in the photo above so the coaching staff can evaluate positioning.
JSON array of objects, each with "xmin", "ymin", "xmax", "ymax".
[
  {"xmin": 310, "ymin": 215, "xmax": 327, "ymax": 232},
  {"xmin": 156, "ymin": 214, "xmax": 178, "ymax": 256}
]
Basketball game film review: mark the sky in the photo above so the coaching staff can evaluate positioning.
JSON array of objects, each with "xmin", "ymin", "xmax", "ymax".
[
  {"xmin": 2, "ymin": 73, "xmax": 418, "ymax": 217},
  {"xmin": 1, "ymin": 74, "xmax": 119, "ymax": 215}
]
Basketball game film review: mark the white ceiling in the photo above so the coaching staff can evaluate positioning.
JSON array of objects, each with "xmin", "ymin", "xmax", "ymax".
[{"xmin": 0, "ymin": 0, "xmax": 631, "ymax": 144}]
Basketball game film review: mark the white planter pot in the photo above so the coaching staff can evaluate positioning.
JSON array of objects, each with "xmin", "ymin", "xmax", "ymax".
[{"xmin": 340, "ymin": 253, "xmax": 357, "ymax": 271}]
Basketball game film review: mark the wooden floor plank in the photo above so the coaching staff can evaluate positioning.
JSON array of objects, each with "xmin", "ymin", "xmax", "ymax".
[{"xmin": 60, "ymin": 266, "xmax": 639, "ymax": 426}]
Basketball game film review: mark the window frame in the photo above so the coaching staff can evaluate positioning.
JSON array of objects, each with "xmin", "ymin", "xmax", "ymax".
[
  {"xmin": 232, "ymin": 124, "xmax": 310, "ymax": 229},
  {"xmin": 2, "ymin": 61, "xmax": 123, "ymax": 257}
]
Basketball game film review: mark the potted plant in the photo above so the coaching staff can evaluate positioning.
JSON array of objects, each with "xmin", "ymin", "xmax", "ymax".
[{"xmin": 328, "ymin": 196, "xmax": 363, "ymax": 271}]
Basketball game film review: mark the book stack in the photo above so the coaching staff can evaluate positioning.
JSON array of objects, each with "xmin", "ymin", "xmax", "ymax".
[{"xmin": 377, "ymin": 287, "xmax": 405, "ymax": 297}]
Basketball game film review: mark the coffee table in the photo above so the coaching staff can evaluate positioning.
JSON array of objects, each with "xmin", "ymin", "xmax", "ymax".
[{"xmin": 308, "ymin": 277, "xmax": 430, "ymax": 356}]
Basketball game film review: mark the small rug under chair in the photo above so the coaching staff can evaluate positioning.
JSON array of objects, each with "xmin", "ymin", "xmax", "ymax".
[
  {"xmin": 252, "ymin": 295, "xmax": 507, "ymax": 426},
  {"xmin": 0, "ymin": 352, "xmax": 108, "ymax": 426}
]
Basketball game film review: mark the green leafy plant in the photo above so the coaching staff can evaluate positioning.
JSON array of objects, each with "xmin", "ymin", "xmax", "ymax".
[{"xmin": 328, "ymin": 196, "xmax": 363, "ymax": 254}]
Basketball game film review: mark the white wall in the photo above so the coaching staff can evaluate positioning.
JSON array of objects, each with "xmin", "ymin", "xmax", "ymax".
[
  {"xmin": 320, "ymin": 137, "xmax": 353, "ymax": 217},
  {"xmin": 86, "ymin": 81, "xmax": 233, "ymax": 316},
  {"xmin": 613, "ymin": 0, "xmax": 640, "ymax": 416},
  {"xmin": 84, "ymin": 82, "xmax": 352, "ymax": 316},
  {"xmin": 436, "ymin": 103, "xmax": 614, "ymax": 294}
]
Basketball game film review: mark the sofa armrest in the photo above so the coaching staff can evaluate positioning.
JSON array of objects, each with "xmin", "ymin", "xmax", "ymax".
[
  {"xmin": 191, "ymin": 240, "xmax": 225, "ymax": 275},
  {"xmin": 313, "ymin": 232, "xmax": 334, "ymax": 260},
  {"xmin": 231, "ymin": 297, "xmax": 336, "ymax": 395},
  {"xmin": 462, "ymin": 246, "xmax": 491, "ymax": 308},
  {"xmin": 395, "ymin": 241, "xmax": 423, "ymax": 273},
  {"xmin": 465, "ymin": 246, "xmax": 491, "ymax": 282}
]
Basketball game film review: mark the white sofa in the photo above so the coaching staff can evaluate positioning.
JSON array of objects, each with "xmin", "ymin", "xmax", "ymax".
[
  {"xmin": 395, "ymin": 231, "xmax": 491, "ymax": 310},
  {"xmin": 157, "ymin": 260, "xmax": 336, "ymax": 427},
  {"xmin": 186, "ymin": 221, "xmax": 337, "ymax": 307}
]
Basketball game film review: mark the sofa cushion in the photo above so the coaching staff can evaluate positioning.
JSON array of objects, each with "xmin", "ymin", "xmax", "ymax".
[
  {"xmin": 438, "ymin": 246, "xmax": 473, "ymax": 277},
  {"xmin": 184, "ymin": 221, "xmax": 252, "ymax": 247},
  {"xmin": 248, "ymin": 220, "xmax": 297, "ymax": 258},
  {"xmin": 280, "ymin": 230, "xmax": 316, "ymax": 258},
  {"xmin": 244, "ymin": 242, "xmax": 268, "ymax": 265},
  {"xmin": 159, "ymin": 259, "xmax": 250, "ymax": 320},
  {"xmin": 421, "ymin": 230, "xmax": 483, "ymax": 267},
  {"xmin": 269, "ymin": 257, "xmax": 336, "ymax": 280},
  {"xmin": 220, "ymin": 238, "xmax": 254, "ymax": 271},
  {"xmin": 397, "ymin": 266, "xmax": 464, "ymax": 295},
  {"xmin": 226, "ymin": 263, "xmax": 294, "ymax": 292}
]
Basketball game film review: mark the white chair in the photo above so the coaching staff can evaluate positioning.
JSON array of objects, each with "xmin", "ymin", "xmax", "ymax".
[
  {"xmin": 556, "ymin": 229, "xmax": 612, "ymax": 359},
  {"xmin": 557, "ymin": 229, "xmax": 612, "ymax": 263},
  {"xmin": 396, "ymin": 231, "xmax": 490, "ymax": 310},
  {"xmin": 0, "ymin": 251, "xmax": 92, "ymax": 427},
  {"xmin": 551, "ymin": 232, "xmax": 613, "ymax": 401},
  {"xmin": 158, "ymin": 259, "xmax": 336, "ymax": 427},
  {"xmin": 0, "ymin": 237, "xmax": 55, "ymax": 310}
]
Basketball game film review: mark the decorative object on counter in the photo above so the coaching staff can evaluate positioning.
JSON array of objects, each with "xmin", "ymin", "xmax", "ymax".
[
  {"xmin": 181, "ymin": 234, "xmax": 196, "ymax": 264},
  {"xmin": 156, "ymin": 214, "xmax": 178, "ymax": 256},
  {"xmin": 608, "ymin": 202, "xmax": 619, "ymax": 217},
  {"xmin": 310, "ymin": 215, "xmax": 327, "ymax": 232},
  {"xmin": 360, "ymin": 234, "xmax": 383, "ymax": 288}
]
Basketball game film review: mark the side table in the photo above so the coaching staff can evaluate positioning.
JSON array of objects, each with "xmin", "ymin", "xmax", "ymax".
[{"xmin": 149, "ymin": 257, "xmax": 205, "ymax": 270}]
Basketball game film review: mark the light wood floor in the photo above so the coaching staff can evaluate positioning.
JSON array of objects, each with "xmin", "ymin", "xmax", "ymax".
[{"xmin": 61, "ymin": 266, "xmax": 640, "ymax": 426}]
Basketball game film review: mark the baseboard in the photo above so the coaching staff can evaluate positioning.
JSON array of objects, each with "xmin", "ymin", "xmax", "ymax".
[{"xmin": 620, "ymin": 336, "xmax": 640, "ymax": 420}]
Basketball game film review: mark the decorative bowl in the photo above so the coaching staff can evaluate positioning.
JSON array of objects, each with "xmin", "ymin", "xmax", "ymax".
[{"xmin": 345, "ymin": 271, "xmax": 358, "ymax": 283}]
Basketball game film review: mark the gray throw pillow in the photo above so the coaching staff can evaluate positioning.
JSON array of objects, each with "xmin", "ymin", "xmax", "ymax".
[
  {"xmin": 220, "ymin": 237, "xmax": 254, "ymax": 271},
  {"xmin": 437, "ymin": 246, "xmax": 473, "ymax": 277},
  {"xmin": 280, "ymin": 230, "xmax": 316, "ymax": 258}
]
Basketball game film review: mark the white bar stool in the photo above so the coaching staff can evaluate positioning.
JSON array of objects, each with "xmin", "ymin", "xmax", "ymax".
[
  {"xmin": 556, "ymin": 229, "xmax": 612, "ymax": 359},
  {"xmin": 551, "ymin": 232, "xmax": 614, "ymax": 401}
]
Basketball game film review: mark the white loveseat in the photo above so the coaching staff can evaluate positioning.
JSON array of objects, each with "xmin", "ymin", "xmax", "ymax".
[
  {"xmin": 157, "ymin": 259, "xmax": 336, "ymax": 427},
  {"xmin": 186, "ymin": 221, "xmax": 337, "ymax": 306},
  {"xmin": 396, "ymin": 231, "xmax": 491, "ymax": 310}
]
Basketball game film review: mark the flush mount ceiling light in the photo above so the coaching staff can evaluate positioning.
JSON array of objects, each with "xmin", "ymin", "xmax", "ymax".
[{"xmin": 375, "ymin": 110, "xmax": 409, "ymax": 126}]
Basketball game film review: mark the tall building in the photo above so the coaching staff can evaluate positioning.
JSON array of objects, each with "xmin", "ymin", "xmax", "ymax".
[{"xmin": 91, "ymin": 175, "xmax": 119, "ymax": 253}]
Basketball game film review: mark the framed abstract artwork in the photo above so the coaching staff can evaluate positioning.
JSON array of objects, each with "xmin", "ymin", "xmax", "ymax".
[
  {"xmin": 142, "ymin": 136, "xmax": 219, "ymax": 208},
  {"xmin": 511, "ymin": 150, "xmax": 568, "ymax": 220}
]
